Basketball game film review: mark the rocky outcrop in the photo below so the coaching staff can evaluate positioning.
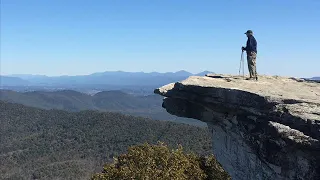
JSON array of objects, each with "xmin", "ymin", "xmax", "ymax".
[{"xmin": 155, "ymin": 74, "xmax": 320, "ymax": 180}]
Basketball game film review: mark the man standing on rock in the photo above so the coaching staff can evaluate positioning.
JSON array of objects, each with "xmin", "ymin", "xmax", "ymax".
[{"xmin": 242, "ymin": 30, "xmax": 258, "ymax": 80}]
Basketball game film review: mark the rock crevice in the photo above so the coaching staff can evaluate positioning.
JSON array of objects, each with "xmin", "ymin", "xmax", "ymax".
[{"xmin": 155, "ymin": 75, "xmax": 320, "ymax": 180}]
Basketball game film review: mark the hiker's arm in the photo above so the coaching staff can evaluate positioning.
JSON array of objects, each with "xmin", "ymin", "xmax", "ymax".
[{"xmin": 242, "ymin": 38, "xmax": 249, "ymax": 51}]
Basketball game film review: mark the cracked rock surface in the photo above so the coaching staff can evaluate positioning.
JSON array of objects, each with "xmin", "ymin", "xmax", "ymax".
[{"xmin": 155, "ymin": 74, "xmax": 320, "ymax": 180}]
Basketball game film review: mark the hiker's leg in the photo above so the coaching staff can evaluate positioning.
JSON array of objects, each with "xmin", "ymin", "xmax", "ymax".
[
  {"xmin": 251, "ymin": 52, "xmax": 258, "ymax": 78},
  {"xmin": 247, "ymin": 55, "xmax": 254, "ymax": 78}
]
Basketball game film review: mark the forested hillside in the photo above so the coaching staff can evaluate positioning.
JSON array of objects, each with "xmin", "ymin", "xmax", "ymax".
[
  {"xmin": 0, "ymin": 101, "xmax": 211, "ymax": 180},
  {"xmin": 0, "ymin": 90, "xmax": 205, "ymax": 126}
]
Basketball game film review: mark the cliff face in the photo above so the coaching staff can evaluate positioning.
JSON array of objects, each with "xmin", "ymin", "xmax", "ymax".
[{"xmin": 155, "ymin": 74, "xmax": 320, "ymax": 180}]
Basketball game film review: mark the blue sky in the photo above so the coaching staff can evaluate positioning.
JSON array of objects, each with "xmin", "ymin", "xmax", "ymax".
[{"xmin": 1, "ymin": 0, "xmax": 319, "ymax": 77}]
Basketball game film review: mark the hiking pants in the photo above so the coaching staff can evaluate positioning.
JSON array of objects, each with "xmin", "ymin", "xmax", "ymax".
[{"xmin": 247, "ymin": 51, "xmax": 258, "ymax": 78}]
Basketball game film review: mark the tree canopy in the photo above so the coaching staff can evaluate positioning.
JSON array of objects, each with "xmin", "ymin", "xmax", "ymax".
[{"xmin": 92, "ymin": 142, "xmax": 230, "ymax": 180}]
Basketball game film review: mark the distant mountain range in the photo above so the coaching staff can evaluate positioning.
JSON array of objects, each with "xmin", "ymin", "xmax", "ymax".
[
  {"xmin": 1, "ymin": 70, "xmax": 213, "ymax": 87},
  {"xmin": 0, "ymin": 89, "xmax": 205, "ymax": 126},
  {"xmin": 310, "ymin": 77, "xmax": 320, "ymax": 80},
  {"xmin": 0, "ymin": 76, "xmax": 30, "ymax": 86},
  {"xmin": 301, "ymin": 76, "xmax": 320, "ymax": 83}
]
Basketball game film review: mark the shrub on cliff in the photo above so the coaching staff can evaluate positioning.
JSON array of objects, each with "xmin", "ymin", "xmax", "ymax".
[{"xmin": 91, "ymin": 142, "xmax": 230, "ymax": 180}]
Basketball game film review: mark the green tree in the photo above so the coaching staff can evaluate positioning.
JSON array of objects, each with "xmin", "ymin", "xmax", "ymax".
[{"xmin": 92, "ymin": 142, "xmax": 230, "ymax": 180}]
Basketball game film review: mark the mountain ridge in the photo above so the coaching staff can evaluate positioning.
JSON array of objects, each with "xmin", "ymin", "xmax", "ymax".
[
  {"xmin": 310, "ymin": 76, "xmax": 320, "ymax": 80},
  {"xmin": 0, "ymin": 76, "xmax": 30, "ymax": 86},
  {"xmin": 0, "ymin": 89, "xmax": 206, "ymax": 126},
  {"xmin": 9, "ymin": 70, "xmax": 206, "ymax": 78},
  {"xmin": 2, "ymin": 71, "xmax": 213, "ymax": 87}
]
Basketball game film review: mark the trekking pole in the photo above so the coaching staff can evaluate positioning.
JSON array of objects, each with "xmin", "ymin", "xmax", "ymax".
[
  {"xmin": 239, "ymin": 51, "xmax": 243, "ymax": 76},
  {"xmin": 242, "ymin": 51, "xmax": 244, "ymax": 79}
]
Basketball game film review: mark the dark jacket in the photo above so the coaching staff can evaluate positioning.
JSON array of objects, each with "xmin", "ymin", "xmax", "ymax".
[{"xmin": 245, "ymin": 35, "xmax": 257, "ymax": 53}]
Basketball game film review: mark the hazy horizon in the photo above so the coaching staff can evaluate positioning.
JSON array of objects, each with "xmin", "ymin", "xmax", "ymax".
[
  {"xmin": 2, "ymin": 70, "xmax": 319, "ymax": 78},
  {"xmin": 2, "ymin": 70, "xmax": 212, "ymax": 77}
]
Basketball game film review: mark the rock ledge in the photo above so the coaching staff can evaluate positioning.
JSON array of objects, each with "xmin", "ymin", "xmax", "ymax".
[{"xmin": 155, "ymin": 74, "xmax": 320, "ymax": 180}]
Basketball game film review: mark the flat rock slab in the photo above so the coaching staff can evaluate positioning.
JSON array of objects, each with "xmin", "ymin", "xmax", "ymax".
[{"xmin": 163, "ymin": 74, "xmax": 319, "ymax": 104}]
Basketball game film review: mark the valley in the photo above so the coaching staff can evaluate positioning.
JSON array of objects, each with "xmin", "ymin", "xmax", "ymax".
[{"xmin": 0, "ymin": 101, "xmax": 212, "ymax": 180}]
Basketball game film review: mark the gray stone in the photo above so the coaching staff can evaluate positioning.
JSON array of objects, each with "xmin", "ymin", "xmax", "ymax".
[{"xmin": 155, "ymin": 75, "xmax": 320, "ymax": 180}]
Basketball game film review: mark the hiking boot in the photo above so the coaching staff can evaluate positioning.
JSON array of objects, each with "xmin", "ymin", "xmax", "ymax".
[
  {"xmin": 255, "ymin": 76, "xmax": 258, "ymax": 81},
  {"xmin": 246, "ymin": 77, "xmax": 254, "ymax": 80}
]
